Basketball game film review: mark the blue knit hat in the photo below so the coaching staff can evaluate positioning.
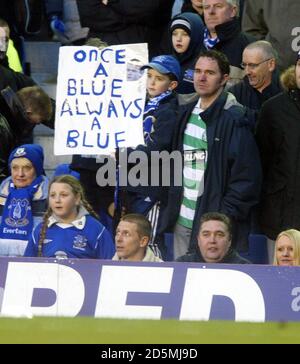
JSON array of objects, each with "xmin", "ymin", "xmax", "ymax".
[
  {"xmin": 53, "ymin": 163, "xmax": 80, "ymax": 180},
  {"xmin": 8, "ymin": 144, "xmax": 44, "ymax": 177},
  {"xmin": 141, "ymin": 55, "xmax": 181, "ymax": 81}
]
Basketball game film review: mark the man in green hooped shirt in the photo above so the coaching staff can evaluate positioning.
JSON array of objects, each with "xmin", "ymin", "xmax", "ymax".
[{"xmin": 159, "ymin": 50, "xmax": 262, "ymax": 259}]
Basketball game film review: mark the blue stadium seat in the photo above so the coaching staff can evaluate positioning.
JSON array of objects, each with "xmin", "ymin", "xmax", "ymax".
[
  {"xmin": 164, "ymin": 233, "xmax": 174, "ymax": 261},
  {"xmin": 239, "ymin": 234, "xmax": 268, "ymax": 264}
]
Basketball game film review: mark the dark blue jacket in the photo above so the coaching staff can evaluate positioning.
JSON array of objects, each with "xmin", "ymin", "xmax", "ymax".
[
  {"xmin": 228, "ymin": 75, "xmax": 282, "ymax": 130},
  {"xmin": 160, "ymin": 91, "xmax": 262, "ymax": 251},
  {"xmin": 229, "ymin": 76, "xmax": 282, "ymax": 111},
  {"xmin": 124, "ymin": 92, "xmax": 179, "ymax": 201},
  {"xmin": 176, "ymin": 246, "xmax": 251, "ymax": 264}
]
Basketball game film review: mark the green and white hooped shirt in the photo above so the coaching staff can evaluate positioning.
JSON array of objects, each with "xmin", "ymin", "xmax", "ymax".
[{"xmin": 177, "ymin": 99, "xmax": 208, "ymax": 229}]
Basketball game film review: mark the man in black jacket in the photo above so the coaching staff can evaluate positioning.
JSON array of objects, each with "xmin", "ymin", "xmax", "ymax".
[
  {"xmin": 228, "ymin": 40, "xmax": 281, "ymax": 129},
  {"xmin": 177, "ymin": 212, "xmax": 251, "ymax": 263},
  {"xmin": 159, "ymin": 50, "xmax": 262, "ymax": 259},
  {"xmin": 201, "ymin": 0, "xmax": 255, "ymax": 86},
  {"xmin": 256, "ymin": 51, "xmax": 300, "ymax": 263}
]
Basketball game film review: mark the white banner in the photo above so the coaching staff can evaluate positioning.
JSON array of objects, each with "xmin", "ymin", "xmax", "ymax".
[{"xmin": 54, "ymin": 43, "xmax": 148, "ymax": 155}]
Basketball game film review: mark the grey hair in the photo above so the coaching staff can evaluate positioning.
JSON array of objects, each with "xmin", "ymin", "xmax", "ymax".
[
  {"xmin": 203, "ymin": 0, "xmax": 239, "ymax": 17},
  {"xmin": 226, "ymin": 0, "xmax": 239, "ymax": 16},
  {"xmin": 226, "ymin": 0, "xmax": 239, "ymax": 6},
  {"xmin": 245, "ymin": 40, "xmax": 278, "ymax": 61}
]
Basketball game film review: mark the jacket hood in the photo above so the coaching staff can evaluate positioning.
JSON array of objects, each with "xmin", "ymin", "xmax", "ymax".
[{"xmin": 170, "ymin": 12, "xmax": 205, "ymax": 64}]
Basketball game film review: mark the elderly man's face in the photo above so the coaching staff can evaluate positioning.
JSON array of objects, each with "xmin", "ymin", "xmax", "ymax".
[
  {"xmin": 203, "ymin": 0, "xmax": 237, "ymax": 33},
  {"xmin": 197, "ymin": 219, "xmax": 231, "ymax": 263},
  {"xmin": 11, "ymin": 158, "xmax": 37, "ymax": 188},
  {"xmin": 242, "ymin": 48, "xmax": 275, "ymax": 92}
]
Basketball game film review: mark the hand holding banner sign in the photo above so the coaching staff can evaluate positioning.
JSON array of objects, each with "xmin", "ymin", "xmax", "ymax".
[{"xmin": 54, "ymin": 43, "xmax": 148, "ymax": 155}]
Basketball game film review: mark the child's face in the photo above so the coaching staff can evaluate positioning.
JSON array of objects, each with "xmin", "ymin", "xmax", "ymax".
[
  {"xmin": 172, "ymin": 28, "xmax": 191, "ymax": 54},
  {"xmin": 49, "ymin": 182, "xmax": 80, "ymax": 223},
  {"xmin": 146, "ymin": 68, "xmax": 173, "ymax": 98}
]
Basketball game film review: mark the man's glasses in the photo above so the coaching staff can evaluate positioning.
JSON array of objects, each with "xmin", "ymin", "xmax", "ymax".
[{"xmin": 240, "ymin": 58, "xmax": 273, "ymax": 70}]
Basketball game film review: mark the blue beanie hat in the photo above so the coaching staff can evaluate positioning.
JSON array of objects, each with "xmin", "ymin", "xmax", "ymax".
[
  {"xmin": 53, "ymin": 163, "xmax": 80, "ymax": 180},
  {"xmin": 8, "ymin": 144, "xmax": 44, "ymax": 177}
]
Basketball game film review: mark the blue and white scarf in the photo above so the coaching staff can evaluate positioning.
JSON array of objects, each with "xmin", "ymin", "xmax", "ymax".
[
  {"xmin": 0, "ymin": 175, "xmax": 43, "ymax": 241},
  {"xmin": 203, "ymin": 28, "xmax": 220, "ymax": 50},
  {"xmin": 143, "ymin": 90, "xmax": 172, "ymax": 143}
]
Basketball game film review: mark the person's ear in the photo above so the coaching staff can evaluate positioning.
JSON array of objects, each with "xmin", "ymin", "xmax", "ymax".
[
  {"xmin": 268, "ymin": 58, "xmax": 276, "ymax": 72},
  {"xmin": 221, "ymin": 74, "xmax": 230, "ymax": 87},
  {"xmin": 140, "ymin": 236, "xmax": 149, "ymax": 248},
  {"xmin": 168, "ymin": 80, "xmax": 178, "ymax": 91},
  {"xmin": 231, "ymin": 5, "xmax": 238, "ymax": 18},
  {"xmin": 75, "ymin": 194, "xmax": 81, "ymax": 207}
]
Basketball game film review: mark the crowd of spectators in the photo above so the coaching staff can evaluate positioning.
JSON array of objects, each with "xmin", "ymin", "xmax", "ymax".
[{"xmin": 0, "ymin": 0, "xmax": 300, "ymax": 268}]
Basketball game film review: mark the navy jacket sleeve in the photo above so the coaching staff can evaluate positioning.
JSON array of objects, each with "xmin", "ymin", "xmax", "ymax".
[
  {"xmin": 221, "ymin": 122, "xmax": 262, "ymax": 220},
  {"xmin": 136, "ymin": 97, "xmax": 178, "ymax": 154},
  {"xmin": 255, "ymin": 101, "xmax": 279, "ymax": 179}
]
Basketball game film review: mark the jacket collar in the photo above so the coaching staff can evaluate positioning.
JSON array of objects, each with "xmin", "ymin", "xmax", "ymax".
[
  {"xmin": 215, "ymin": 18, "xmax": 240, "ymax": 42},
  {"xmin": 200, "ymin": 90, "xmax": 232, "ymax": 123},
  {"xmin": 48, "ymin": 206, "xmax": 89, "ymax": 229}
]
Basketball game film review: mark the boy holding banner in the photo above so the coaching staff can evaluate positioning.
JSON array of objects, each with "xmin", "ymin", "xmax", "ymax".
[{"xmin": 124, "ymin": 55, "xmax": 180, "ymax": 256}]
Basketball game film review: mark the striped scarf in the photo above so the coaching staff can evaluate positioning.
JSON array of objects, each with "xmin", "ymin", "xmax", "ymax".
[
  {"xmin": 143, "ymin": 90, "xmax": 172, "ymax": 143},
  {"xmin": 203, "ymin": 28, "xmax": 220, "ymax": 49}
]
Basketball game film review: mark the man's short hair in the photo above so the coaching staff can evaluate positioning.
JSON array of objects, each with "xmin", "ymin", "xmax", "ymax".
[
  {"xmin": 199, "ymin": 212, "xmax": 232, "ymax": 237},
  {"xmin": 203, "ymin": 0, "xmax": 239, "ymax": 17},
  {"xmin": 225, "ymin": 0, "xmax": 239, "ymax": 16},
  {"xmin": 121, "ymin": 213, "xmax": 152, "ymax": 238},
  {"xmin": 226, "ymin": 0, "xmax": 239, "ymax": 7},
  {"xmin": 197, "ymin": 50, "xmax": 230, "ymax": 76},
  {"xmin": 244, "ymin": 40, "xmax": 278, "ymax": 62},
  {"xmin": 16, "ymin": 86, "xmax": 52, "ymax": 122},
  {"xmin": 0, "ymin": 18, "xmax": 9, "ymax": 29}
]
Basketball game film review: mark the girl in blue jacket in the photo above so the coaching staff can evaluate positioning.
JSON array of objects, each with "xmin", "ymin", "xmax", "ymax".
[{"xmin": 24, "ymin": 174, "xmax": 115, "ymax": 259}]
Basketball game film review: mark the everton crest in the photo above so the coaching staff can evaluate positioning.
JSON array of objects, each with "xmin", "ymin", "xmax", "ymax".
[
  {"xmin": 5, "ymin": 198, "xmax": 30, "ymax": 227},
  {"xmin": 13, "ymin": 147, "xmax": 26, "ymax": 158},
  {"xmin": 73, "ymin": 234, "xmax": 87, "ymax": 250}
]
